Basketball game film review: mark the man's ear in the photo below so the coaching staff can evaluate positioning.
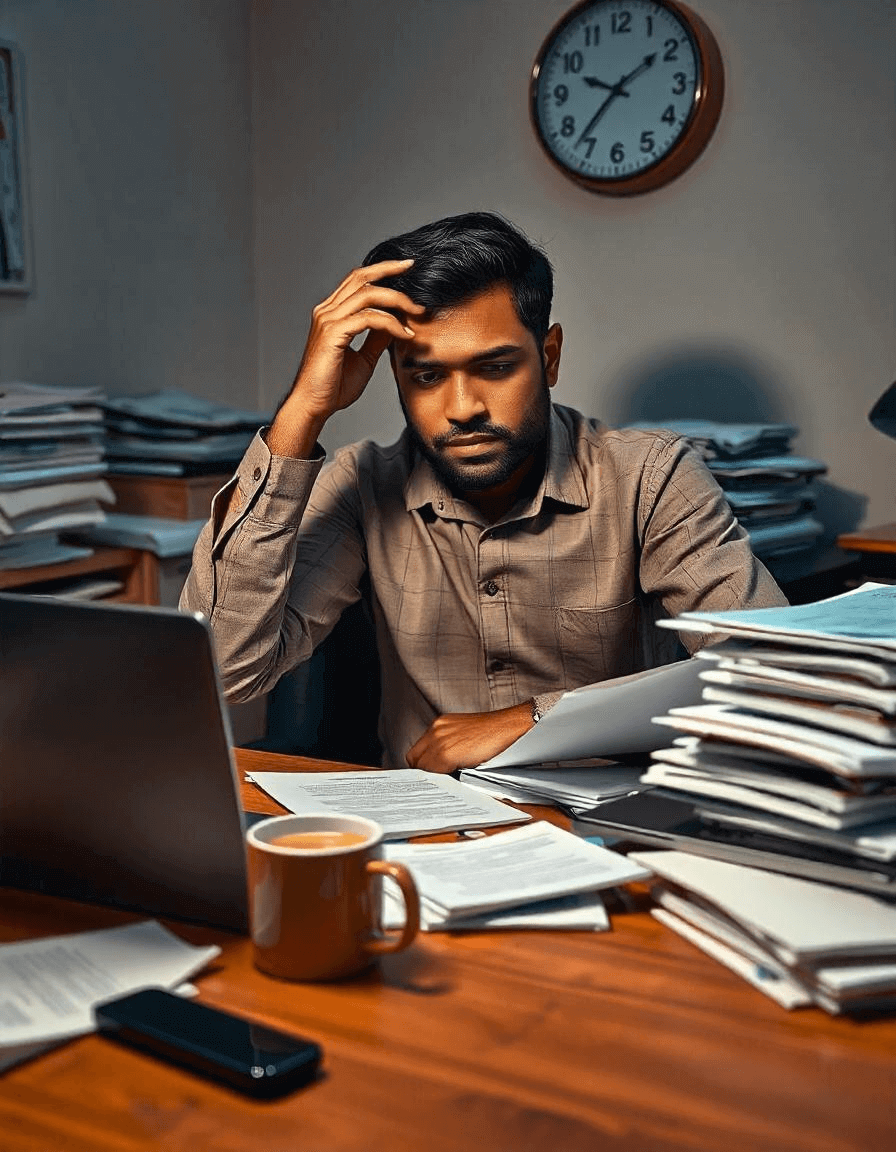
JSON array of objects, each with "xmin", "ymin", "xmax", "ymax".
[{"xmin": 542, "ymin": 324, "xmax": 563, "ymax": 389}]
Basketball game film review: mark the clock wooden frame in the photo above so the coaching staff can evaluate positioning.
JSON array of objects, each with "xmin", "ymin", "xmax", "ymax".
[{"xmin": 529, "ymin": 0, "xmax": 724, "ymax": 196}]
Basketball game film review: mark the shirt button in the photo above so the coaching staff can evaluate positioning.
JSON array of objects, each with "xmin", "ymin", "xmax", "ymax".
[
  {"xmin": 484, "ymin": 580, "xmax": 499, "ymax": 596},
  {"xmin": 252, "ymin": 466, "xmax": 262, "ymax": 481}
]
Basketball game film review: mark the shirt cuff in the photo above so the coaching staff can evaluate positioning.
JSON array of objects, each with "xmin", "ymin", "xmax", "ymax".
[
  {"xmin": 235, "ymin": 429, "xmax": 326, "ymax": 525},
  {"xmin": 533, "ymin": 689, "xmax": 565, "ymax": 718}
]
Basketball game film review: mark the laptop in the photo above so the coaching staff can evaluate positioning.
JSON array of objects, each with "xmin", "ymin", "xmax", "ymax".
[{"xmin": 0, "ymin": 592, "xmax": 250, "ymax": 931}]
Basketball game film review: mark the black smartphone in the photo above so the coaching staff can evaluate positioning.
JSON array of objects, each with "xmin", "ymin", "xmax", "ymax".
[{"xmin": 94, "ymin": 988, "xmax": 323, "ymax": 1098}]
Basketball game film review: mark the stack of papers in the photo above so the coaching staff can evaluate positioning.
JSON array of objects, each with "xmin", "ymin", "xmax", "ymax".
[
  {"xmin": 382, "ymin": 821, "xmax": 650, "ymax": 932},
  {"xmin": 626, "ymin": 420, "xmax": 826, "ymax": 560},
  {"xmin": 102, "ymin": 390, "xmax": 269, "ymax": 475},
  {"xmin": 0, "ymin": 920, "xmax": 220, "ymax": 1071},
  {"xmin": 69, "ymin": 513, "xmax": 207, "ymax": 558},
  {"xmin": 459, "ymin": 762, "xmax": 644, "ymax": 810},
  {"xmin": 646, "ymin": 584, "xmax": 896, "ymax": 871},
  {"xmin": 633, "ymin": 850, "xmax": 896, "ymax": 1015},
  {"xmin": 0, "ymin": 382, "xmax": 111, "ymax": 569}
]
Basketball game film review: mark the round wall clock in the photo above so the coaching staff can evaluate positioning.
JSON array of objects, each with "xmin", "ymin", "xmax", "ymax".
[{"xmin": 530, "ymin": 0, "xmax": 724, "ymax": 196}]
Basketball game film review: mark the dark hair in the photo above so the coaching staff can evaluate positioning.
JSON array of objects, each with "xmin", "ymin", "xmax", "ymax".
[{"xmin": 362, "ymin": 211, "xmax": 554, "ymax": 346}]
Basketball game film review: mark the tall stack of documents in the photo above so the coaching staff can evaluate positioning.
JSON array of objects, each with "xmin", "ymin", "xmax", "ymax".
[
  {"xmin": 102, "ymin": 390, "xmax": 269, "ymax": 476},
  {"xmin": 630, "ymin": 850, "xmax": 896, "ymax": 1014},
  {"xmin": 634, "ymin": 584, "xmax": 896, "ymax": 1012},
  {"xmin": 0, "ymin": 382, "xmax": 112, "ymax": 570},
  {"xmin": 627, "ymin": 420, "xmax": 826, "ymax": 560}
]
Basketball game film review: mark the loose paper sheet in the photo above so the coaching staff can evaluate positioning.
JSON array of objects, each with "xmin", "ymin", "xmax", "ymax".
[
  {"xmin": 248, "ymin": 769, "xmax": 530, "ymax": 839},
  {"xmin": 383, "ymin": 821, "xmax": 650, "ymax": 920},
  {"xmin": 0, "ymin": 920, "xmax": 220, "ymax": 1048},
  {"xmin": 477, "ymin": 659, "xmax": 704, "ymax": 769}
]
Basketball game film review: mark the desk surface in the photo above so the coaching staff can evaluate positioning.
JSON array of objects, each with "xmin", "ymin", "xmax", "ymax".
[
  {"xmin": 2, "ymin": 747, "xmax": 895, "ymax": 1152},
  {"xmin": 837, "ymin": 522, "xmax": 896, "ymax": 555}
]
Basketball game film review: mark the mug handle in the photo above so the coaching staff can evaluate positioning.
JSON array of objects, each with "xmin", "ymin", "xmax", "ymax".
[{"xmin": 364, "ymin": 860, "xmax": 420, "ymax": 955}]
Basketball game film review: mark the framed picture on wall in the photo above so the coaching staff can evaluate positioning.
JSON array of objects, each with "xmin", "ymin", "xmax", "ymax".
[{"xmin": 0, "ymin": 38, "xmax": 32, "ymax": 294}]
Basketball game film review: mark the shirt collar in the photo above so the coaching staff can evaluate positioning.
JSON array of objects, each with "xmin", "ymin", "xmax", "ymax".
[{"xmin": 403, "ymin": 405, "xmax": 589, "ymax": 519}]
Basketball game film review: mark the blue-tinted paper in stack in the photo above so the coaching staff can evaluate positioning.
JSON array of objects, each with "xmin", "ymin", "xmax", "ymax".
[
  {"xmin": 101, "ymin": 390, "xmax": 270, "ymax": 476},
  {"xmin": 0, "ymin": 382, "xmax": 111, "ymax": 570}
]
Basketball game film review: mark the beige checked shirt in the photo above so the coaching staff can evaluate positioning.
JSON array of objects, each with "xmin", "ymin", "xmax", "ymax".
[{"xmin": 181, "ymin": 404, "xmax": 786, "ymax": 767}]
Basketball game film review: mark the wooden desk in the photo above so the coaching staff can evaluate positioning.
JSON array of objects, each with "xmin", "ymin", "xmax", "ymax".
[
  {"xmin": 1, "ymin": 748, "xmax": 894, "ymax": 1152},
  {"xmin": 836, "ymin": 524, "xmax": 896, "ymax": 586},
  {"xmin": 838, "ymin": 523, "xmax": 896, "ymax": 555}
]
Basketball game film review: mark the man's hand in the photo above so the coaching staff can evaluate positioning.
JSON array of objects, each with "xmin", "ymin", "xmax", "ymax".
[
  {"xmin": 405, "ymin": 702, "xmax": 534, "ymax": 774},
  {"xmin": 267, "ymin": 259, "xmax": 425, "ymax": 459}
]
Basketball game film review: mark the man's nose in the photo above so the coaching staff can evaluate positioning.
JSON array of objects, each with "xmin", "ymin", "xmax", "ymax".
[{"xmin": 443, "ymin": 374, "xmax": 488, "ymax": 424}]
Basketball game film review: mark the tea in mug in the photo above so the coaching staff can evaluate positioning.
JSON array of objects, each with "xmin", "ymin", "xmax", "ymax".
[{"xmin": 268, "ymin": 830, "xmax": 369, "ymax": 851}]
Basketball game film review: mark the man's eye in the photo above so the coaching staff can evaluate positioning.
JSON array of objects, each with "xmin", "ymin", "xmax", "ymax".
[
  {"xmin": 482, "ymin": 362, "xmax": 513, "ymax": 376},
  {"xmin": 412, "ymin": 371, "xmax": 442, "ymax": 387}
]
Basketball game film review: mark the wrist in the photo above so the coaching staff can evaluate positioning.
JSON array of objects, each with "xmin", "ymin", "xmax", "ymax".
[{"xmin": 266, "ymin": 399, "xmax": 328, "ymax": 459}]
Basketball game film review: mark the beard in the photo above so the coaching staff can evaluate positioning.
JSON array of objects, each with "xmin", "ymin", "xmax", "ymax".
[{"xmin": 402, "ymin": 383, "xmax": 552, "ymax": 494}]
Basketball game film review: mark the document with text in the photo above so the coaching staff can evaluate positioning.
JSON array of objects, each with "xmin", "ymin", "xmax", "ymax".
[
  {"xmin": 248, "ymin": 769, "xmax": 531, "ymax": 838},
  {"xmin": 0, "ymin": 920, "xmax": 220, "ymax": 1050}
]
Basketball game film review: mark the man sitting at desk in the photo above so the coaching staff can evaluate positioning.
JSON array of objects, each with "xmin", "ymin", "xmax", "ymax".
[{"xmin": 181, "ymin": 212, "xmax": 786, "ymax": 771}]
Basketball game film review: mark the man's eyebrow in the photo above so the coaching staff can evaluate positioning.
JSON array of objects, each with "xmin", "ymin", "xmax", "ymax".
[{"xmin": 399, "ymin": 344, "xmax": 524, "ymax": 370}]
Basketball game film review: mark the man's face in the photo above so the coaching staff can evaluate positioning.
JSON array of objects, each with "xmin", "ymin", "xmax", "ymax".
[{"xmin": 392, "ymin": 285, "xmax": 562, "ymax": 494}]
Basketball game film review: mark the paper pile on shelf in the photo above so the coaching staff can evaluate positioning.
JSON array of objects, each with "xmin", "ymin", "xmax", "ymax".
[
  {"xmin": 101, "ymin": 389, "xmax": 270, "ymax": 475},
  {"xmin": 382, "ymin": 822, "xmax": 650, "ymax": 932},
  {"xmin": 638, "ymin": 584, "xmax": 896, "ymax": 1011},
  {"xmin": 631, "ymin": 850, "xmax": 896, "ymax": 1015},
  {"xmin": 0, "ymin": 382, "xmax": 112, "ymax": 569},
  {"xmin": 627, "ymin": 420, "xmax": 826, "ymax": 560},
  {"xmin": 69, "ymin": 513, "xmax": 207, "ymax": 558}
]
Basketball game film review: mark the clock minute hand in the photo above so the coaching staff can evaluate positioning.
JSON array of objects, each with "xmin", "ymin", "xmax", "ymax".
[
  {"xmin": 616, "ymin": 52, "xmax": 657, "ymax": 92},
  {"xmin": 574, "ymin": 57, "xmax": 655, "ymax": 149}
]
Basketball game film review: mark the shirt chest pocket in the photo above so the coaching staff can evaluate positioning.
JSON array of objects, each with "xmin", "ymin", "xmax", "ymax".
[{"xmin": 554, "ymin": 597, "xmax": 642, "ymax": 685}]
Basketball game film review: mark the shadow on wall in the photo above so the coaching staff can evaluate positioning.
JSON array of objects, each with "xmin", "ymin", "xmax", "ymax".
[{"xmin": 601, "ymin": 346, "xmax": 866, "ymax": 550}]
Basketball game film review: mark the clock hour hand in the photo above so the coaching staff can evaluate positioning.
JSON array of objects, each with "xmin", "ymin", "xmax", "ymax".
[
  {"xmin": 575, "ymin": 53, "xmax": 657, "ymax": 149},
  {"xmin": 582, "ymin": 76, "xmax": 629, "ymax": 96}
]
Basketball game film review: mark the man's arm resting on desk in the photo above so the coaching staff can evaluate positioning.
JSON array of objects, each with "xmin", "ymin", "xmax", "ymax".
[{"xmin": 405, "ymin": 701, "xmax": 536, "ymax": 774}]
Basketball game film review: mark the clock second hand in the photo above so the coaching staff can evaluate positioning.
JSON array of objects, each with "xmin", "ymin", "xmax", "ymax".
[{"xmin": 574, "ymin": 53, "xmax": 657, "ymax": 149}]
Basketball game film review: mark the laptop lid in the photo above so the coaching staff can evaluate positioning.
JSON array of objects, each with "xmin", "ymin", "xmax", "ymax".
[{"xmin": 0, "ymin": 593, "xmax": 249, "ymax": 932}]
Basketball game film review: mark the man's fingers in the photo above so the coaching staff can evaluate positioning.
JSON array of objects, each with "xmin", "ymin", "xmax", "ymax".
[
  {"xmin": 334, "ymin": 282, "xmax": 424, "ymax": 322},
  {"xmin": 356, "ymin": 327, "xmax": 394, "ymax": 371},
  {"xmin": 324, "ymin": 259, "xmax": 417, "ymax": 310}
]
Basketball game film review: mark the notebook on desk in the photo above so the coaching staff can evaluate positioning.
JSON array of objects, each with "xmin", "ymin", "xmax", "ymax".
[{"xmin": 0, "ymin": 593, "xmax": 249, "ymax": 931}]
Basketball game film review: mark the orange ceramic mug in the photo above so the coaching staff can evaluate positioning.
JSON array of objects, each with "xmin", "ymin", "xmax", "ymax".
[{"xmin": 246, "ymin": 814, "xmax": 420, "ymax": 981}]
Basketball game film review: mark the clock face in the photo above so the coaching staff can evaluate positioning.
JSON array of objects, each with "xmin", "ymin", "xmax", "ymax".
[{"xmin": 531, "ymin": 0, "xmax": 723, "ymax": 195}]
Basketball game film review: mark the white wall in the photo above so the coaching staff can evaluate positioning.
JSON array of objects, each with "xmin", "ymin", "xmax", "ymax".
[
  {"xmin": 0, "ymin": 0, "xmax": 257, "ymax": 409},
  {"xmin": 251, "ymin": 0, "xmax": 896, "ymax": 532},
  {"xmin": 1, "ymin": 1, "xmax": 892, "ymax": 534}
]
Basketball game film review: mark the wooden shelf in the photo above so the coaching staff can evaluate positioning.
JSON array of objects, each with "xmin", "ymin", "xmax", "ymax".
[
  {"xmin": 107, "ymin": 472, "xmax": 230, "ymax": 520},
  {"xmin": 0, "ymin": 546, "xmax": 158, "ymax": 604}
]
